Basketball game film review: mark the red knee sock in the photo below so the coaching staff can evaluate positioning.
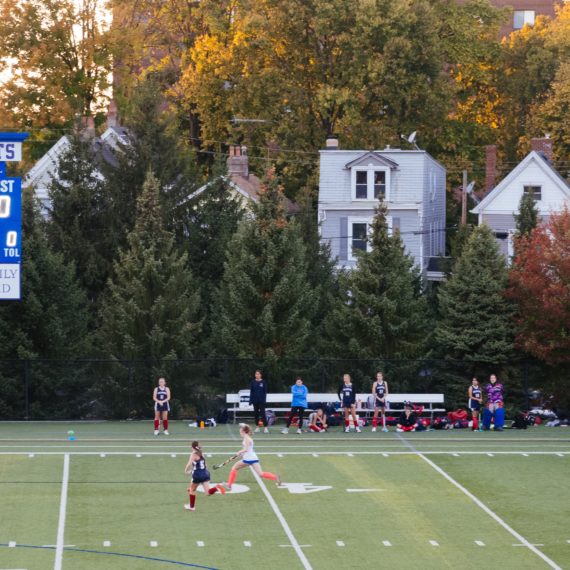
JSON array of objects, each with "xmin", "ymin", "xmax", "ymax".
[
  {"xmin": 261, "ymin": 472, "xmax": 278, "ymax": 481},
  {"xmin": 154, "ymin": 419, "xmax": 159, "ymax": 430},
  {"xmin": 189, "ymin": 494, "xmax": 196, "ymax": 508},
  {"xmin": 228, "ymin": 469, "xmax": 237, "ymax": 488},
  {"xmin": 344, "ymin": 419, "xmax": 350, "ymax": 427},
  {"xmin": 163, "ymin": 419, "xmax": 169, "ymax": 430},
  {"xmin": 372, "ymin": 418, "xmax": 378, "ymax": 427},
  {"xmin": 472, "ymin": 416, "xmax": 479, "ymax": 430},
  {"xmin": 208, "ymin": 487, "xmax": 218, "ymax": 495}
]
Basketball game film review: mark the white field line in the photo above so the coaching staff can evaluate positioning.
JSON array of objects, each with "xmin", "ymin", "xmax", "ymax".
[
  {"xmin": 251, "ymin": 469, "xmax": 312, "ymax": 570},
  {"xmin": 54, "ymin": 454, "xmax": 70, "ymax": 570},
  {"xmin": 419, "ymin": 453, "xmax": 562, "ymax": 570},
  {"xmin": 0, "ymin": 451, "xmax": 568, "ymax": 456}
]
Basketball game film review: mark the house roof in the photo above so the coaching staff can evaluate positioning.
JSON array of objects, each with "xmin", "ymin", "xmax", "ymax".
[
  {"xmin": 344, "ymin": 151, "xmax": 400, "ymax": 170},
  {"xmin": 471, "ymin": 151, "xmax": 570, "ymax": 214}
]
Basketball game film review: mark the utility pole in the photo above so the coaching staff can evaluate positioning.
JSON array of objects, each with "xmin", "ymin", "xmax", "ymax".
[{"xmin": 461, "ymin": 169, "xmax": 468, "ymax": 226}]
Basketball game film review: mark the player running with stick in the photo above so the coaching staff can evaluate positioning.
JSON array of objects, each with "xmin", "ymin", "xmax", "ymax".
[
  {"xmin": 224, "ymin": 423, "xmax": 281, "ymax": 490},
  {"xmin": 338, "ymin": 374, "xmax": 361, "ymax": 433},
  {"xmin": 184, "ymin": 441, "xmax": 226, "ymax": 511},
  {"xmin": 153, "ymin": 377, "xmax": 171, "ymax": 435},
  {"xmin": 371, "ymin": 371, "xmax": 389, "ymax": 433}
]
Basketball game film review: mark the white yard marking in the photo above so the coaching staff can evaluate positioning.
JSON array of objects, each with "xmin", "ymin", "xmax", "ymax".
[
  {"xmin": 347, "ymin": 453, "xmax": 354, "ymax": 457},
  {"xmin": 556, "ymin": 453, "xmax": 564, "ymax": 457},
  {"xmin": 277, "ymin": 454, "xmax": 284, "ymax": 458},
  {"xmin": 522, "ymin": 454, "xmax": 529, "ymax": 457},
  {"xmin": 171, "ymin": 454, "xmax": 176, "ymax": 458},
  {"xmin": 312, "ymin": 453, "xmax": 319, "ymax": 457},
  {"xmin": 475, "ymin": 540, "xmax": 485, "ymax": 546},
  {"xmin": 243, "ymin": 541, "xmax": 252, "ymax": 547},
  {"xmin": 452, "ymin": 453, "xmax": 460, "ymax": 457},
  {"xmin": 279, "ymin": 545, "xmax": 312, "ymax": 548},
  {"xmin": 136, "ymin": 454, "xmax": 142, "ymax": 458},
  {"xmin": 382, "ymin": 453, "xmax": 389, "ymax": 457},
  {"xmin": 346, "ymin": 489, "xmax": 384, "ymax": 493},
  {"xmin": 336, "ymin": 541, "xmax": 345, "ymax": 547},
  {"xmin": 382, "ymin": 540, "xmax": 392, "ymax": 547},
  {"xmin": 196, "ymin": 541, "xmax": 204, "ymax": 547},
  {"xmin": 251, "ymin": 469, "xmax": 312, "ymax": 570},
  {"xmin": 28, "ymin": 454, "xmax": 34, "ymax": 458},
  {"xmin": 43, "ymin": 545, "xmax": 74, "ymax": 548},
  {"xmin": 279, "ymin": 483, "xmax": 332, "ymax": 494},
  {"xmin": 100, "ymin": 453, "xmax": 106, "ymax": 458},
  {"xmin": 8, "ymin": 542, "xmax": 16, "ymax": 548},
  {"xmin": 103, "ymin": 541, "xmax": 111, "ymax": 547},
  {"xmin": 419, "ymin": 454, "xmax": 562, "ymax": 570},
  {"xmin": 513, "ymin": 543, "xmax": 544, "ymax": 547},
  {"xmin": 149, "ymin": 541, "xmax": 158, "ymax": 547},
  {"xmin": 429, "ymin": 540, "xmax": 439, "ymax": 546},
  {"xmin": 54, "ymin": 454, "xmax": 70, "ymax": 570},
  {"xmin": 206, "ymin": 454, "xmax": 212, "ymax": 458},
  {"xmin": 487, "ymin": 453, "xmax": 494, "ymax": 457}
]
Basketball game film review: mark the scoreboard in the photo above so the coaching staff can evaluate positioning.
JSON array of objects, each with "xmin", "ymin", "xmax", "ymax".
[{"xmin": 0, "ymin": 133, "xmax": 28, "ymax": 300}]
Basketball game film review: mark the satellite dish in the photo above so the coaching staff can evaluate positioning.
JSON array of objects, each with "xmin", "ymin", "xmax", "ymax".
[
  {"xmin": 407, "ymin": 131, "xmax": 417, "ymax": 144},
  {"xmin": 466, "ymin": 181, "xmax": 475, "ymax": 194}
]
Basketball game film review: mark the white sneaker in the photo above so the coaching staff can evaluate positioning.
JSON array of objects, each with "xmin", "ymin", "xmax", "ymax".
[
  {"xmin": 281, "ymin": 428, "xmax": 289, "ymax": 434},
  {"xmin": 263, "ymin": 427, "xmax": 269, "ymax": 434},
  {"xmin": 296, "ymin": 429, "xmax": 302, "ymax": 434},
  {"xmin": 382, "ymin": 427, "xmax": 389, "ymax": 433},
  {"xmin": 344, "ymin": 427, "xmax": 350, "ymax": 433},
  {"xmin": 164, "ymin": 430, "xmax": 169, "ymax": 435},
  {"xmin": 254, "ymin": 427, "xmax": 260, "ymax": 433},
  {"xmin": 356, "ymin": 427, "xmax": 362, "ymax": 433},
  {"xmin": 371, "ymin": 427, "xmax": 377, "ymax": 432},
  {"xmin": 154, "ymin": 430, "xmax": 159, "ymax": 436},
  {"xmin": 396, "ymin": 428, "xmax": 404, "ymax": 432},
  {"xmin": 184, "ymin": 504, "xmax": 195, "ymax": 511}
]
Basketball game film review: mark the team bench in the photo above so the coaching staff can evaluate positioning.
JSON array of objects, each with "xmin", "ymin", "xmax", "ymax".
[{"xmin": 225, "ymin": 391, "xmax": 445, "ymax": 424}]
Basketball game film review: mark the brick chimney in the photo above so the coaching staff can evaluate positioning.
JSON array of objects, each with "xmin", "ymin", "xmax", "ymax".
[
  {"xmin": 485, "ymin": 145, "xmax": 497, "ymax": 193},
  {"xmin": 227, "ymin": 145, "xmax": 249, "ymax": 179},
  {"xmin": 106, "ymin": 100, "xmax": 119, "ymax": 129},
  {"xmin": 530, "ymin": 136, "xmax": 553, "ymax": 162},
  {"xmin": 325, "ymin": 137, "xmax": 339, "ymax": 150},
  {"xmin": 76, "ymin": 116, "xmax": 96, "ymax": 139}
]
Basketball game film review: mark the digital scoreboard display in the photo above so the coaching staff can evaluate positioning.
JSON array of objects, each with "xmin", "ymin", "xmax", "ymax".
[
  {"xmin": 0, "ymin": 176, "xmax": 21, "ymax": 299},
  {"xmin": 0, "ymin": 133, "xmax": 27, "ymax": 300}
]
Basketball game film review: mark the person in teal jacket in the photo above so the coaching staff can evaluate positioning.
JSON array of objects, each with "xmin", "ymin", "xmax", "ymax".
[{"xmin": 282, "ymin": 377, "xmax": 309, "ymax": 434}]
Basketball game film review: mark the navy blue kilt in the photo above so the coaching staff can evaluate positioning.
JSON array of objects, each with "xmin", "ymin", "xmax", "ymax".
[
  {"xmin": 155, "ymin": 402, "xmax": 170, "ymax": 413},
  {"xmin": 469, "ymin": 399, "xmax": 481, "ymax": 411},
  {"xmin": 192, "ymin": 469, "xmax": 211, "ymax": 484}
]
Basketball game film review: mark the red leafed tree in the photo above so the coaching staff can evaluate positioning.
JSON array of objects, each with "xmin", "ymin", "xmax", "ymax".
[{"xmin": 508, "ymin": 207, "xmax": 570, "ymax": 364}]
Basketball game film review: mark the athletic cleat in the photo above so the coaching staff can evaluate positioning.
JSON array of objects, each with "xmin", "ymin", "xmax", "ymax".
[
  {"xmin": 184, "ymin": 504, "xmax": 195, "ymax": 511},
  {"xmin": 215, "ymin": 484, "xmax": 227, "ymax": 495},
  {"xmin": 371, "ymin": 427, "xmax": 377, "ymax": 432},
  {"xmin": 164, "ymin": 430, "xmax": 169, "ymax": 435},
  {"xmin": 382, "ymin": 427, "xmax": 389, "ymax": 433},
  {"xmin": 222, "ymin": 482, "xmax": 231, "ymax": 491},
  {"xmin": 296, "ymin": 429, "xmax": 303, "ymax": 434},
  {"xmin": 355, "ymin": 427, "xmax": 362, "ymax": 433},
  {"xmin": 396, "ymin": 428, "xmax": 404, "ymax": 432},
  {"xmin": 344, "ymin": 427, "xmax": 350, "ymax": 433},
  {"xmin": 154, "ymin": 430, "xmax": 159, "ymax": 436},
  {"xmin": 281, "ymin": 428, "xmax": 289, "ymax": 434},
  {"xmin": 263, "ymin": 427, "xmax": 269, "ymax": 434},
  {"xmin": 254, "ymin": 427, "xmax": 260, "ymax": 433}
]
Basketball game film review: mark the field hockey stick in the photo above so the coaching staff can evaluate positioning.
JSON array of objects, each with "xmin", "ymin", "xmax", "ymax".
[{"xmin": 212, "ymin": 453, "xmax": 241, "ymax": 470}]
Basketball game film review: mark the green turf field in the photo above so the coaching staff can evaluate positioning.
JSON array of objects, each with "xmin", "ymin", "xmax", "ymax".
[{"xmin": 0, "ymin": 422, "xmax": 569, "ymax": 570}]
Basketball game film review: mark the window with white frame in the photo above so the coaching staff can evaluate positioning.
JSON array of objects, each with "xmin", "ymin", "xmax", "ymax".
[
  {"xmin": 351, "ymin": 167, "xmax": 389, "ymax": 201},
  {"xmin": 523, "ymin": 185, "xmax": 541, "ymax": 201},
  {"xmin": 348, "ymin": 216, "xmax": 392, "ymax": 261},
  {"xmin": 513, "ymin": 10, "xmax": 535, "ymax": 29}
]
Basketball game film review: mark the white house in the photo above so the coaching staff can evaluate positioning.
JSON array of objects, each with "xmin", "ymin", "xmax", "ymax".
[
  {"xmin": 318, "ymin": 139, "xmax": 446, "ymax": 279},
  {"xmin": 24, "ymin": 102, "xmax": 128, "ymax": 211},
  {"xmin": 472, "ymin": 138, "xmax": 570, "ymax": 259}
]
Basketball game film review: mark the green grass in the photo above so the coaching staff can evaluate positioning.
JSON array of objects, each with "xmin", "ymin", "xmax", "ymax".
[{"xmin": 0, "ymin": 422, "xmax": 569, "ymax": 569}]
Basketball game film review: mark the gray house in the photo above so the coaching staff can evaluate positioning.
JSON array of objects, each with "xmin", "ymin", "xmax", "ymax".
[
  {"xmin": 472, "ymin": 138, "xmax": 570, "ymax": 259},
  {"xmin": 318, "ymin": 139, "xmax": 446, "ymax": 280}
]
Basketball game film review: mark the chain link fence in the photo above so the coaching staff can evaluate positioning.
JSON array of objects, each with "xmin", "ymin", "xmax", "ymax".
[{"xmin": 0, "ymin": 357, "xmax": 548, "ymax": 421}]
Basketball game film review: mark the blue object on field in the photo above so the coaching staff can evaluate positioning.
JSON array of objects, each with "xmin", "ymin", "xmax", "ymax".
[
  {"xmin": 494, "ymin": 407, "xmax": 505, "ymax": 429},
  {"xmin": 482, "ymin": 408, "xmax": 492, "ymax": 429}
]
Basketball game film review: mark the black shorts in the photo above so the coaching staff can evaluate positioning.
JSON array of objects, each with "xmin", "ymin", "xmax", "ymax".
[
  {"xmin": 342, "ymin": 400, "xmax": 355, "ymax": 408},
  {"xmin": 192, "ymin": 470, "xmax": 211, "ymax": 484},
  {"xmin": 469, "ymin": 400, "xmax": 481, "ymax": 411},
  {"xmin": 375, "ymin": 400, "xmax": 386, "ymax": 409},
  {"xmin": 155, "ymin": 402, "xmax": 170, "ymax": 413}
]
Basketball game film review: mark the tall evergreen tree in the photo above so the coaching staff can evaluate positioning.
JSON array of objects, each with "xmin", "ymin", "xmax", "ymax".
[
  {"xmin": 0, "ymin": 190, "xmax": 91, "ymax": 418},
  {"xmin": 48, "ymin": 134, "xmax": 111, "ymax": 308},
  {"xmin": 434, "ymin": 224, "xmax": 515, "ymax": 403},
  {"xmin": 213, "ymin": 169, "xmax": 316, "ymax": 367},
  {"xmin": 97, "ymin": 171, "xmax": 202, "ymax": 362},
  {"xmin": 323, "ymin": 201, "xmax": 429, "ymax": 361},
  {"xmin": 515, "ymin": 190, "xmax": 539, "ymax": 237}
]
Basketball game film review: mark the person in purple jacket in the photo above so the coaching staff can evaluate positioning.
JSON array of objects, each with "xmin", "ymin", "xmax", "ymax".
[{"xmin": 482, "ymin": 374, "xmax": 505, "ymax": 431}]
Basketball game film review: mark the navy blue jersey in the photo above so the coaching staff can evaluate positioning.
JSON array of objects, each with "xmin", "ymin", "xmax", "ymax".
[
  {"xmin": 338, "ymin": 383, "xmax": 355, "ymax": 406},
  {"xmin": 156, "ymin": 386, "xmax": 168, "ymax": 401},
  {"xmin": 375, "ymin": 382, "xmax": 387, "ymax": 398},
  {"xmin": 471, "ymin": 386, "xmax": 482, "ymax": 400}
]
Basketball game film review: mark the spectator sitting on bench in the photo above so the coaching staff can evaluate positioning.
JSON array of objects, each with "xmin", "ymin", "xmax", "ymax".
[
  {"xmin": 396, "ymin": 401, "xmax": 418, "ymax": 432},
  {"xmin": 308, "ymin": 408, "xmax": 328, "ymax": 432}
]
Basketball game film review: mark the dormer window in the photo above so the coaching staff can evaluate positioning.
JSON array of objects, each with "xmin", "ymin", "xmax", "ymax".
[
  {"xmin": 351, "ymin": 167, "xmax": 389, "ymax": 201},
  {"xmin": 524, "ymin": 185, "xmax": 541, "ymax": 202}
]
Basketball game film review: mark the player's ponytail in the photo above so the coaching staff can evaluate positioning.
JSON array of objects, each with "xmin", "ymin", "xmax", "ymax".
[
  {"xmin": 191, "ymin": 441, "xmax": 203, "ymax": 457},
  {"xmin": 239, "ymin": 423, "xmax": 252, "ymax": 435}
]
